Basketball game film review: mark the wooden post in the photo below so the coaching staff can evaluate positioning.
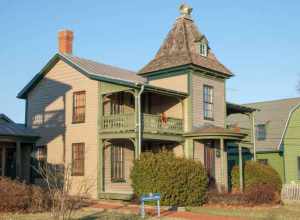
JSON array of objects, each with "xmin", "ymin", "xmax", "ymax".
[
  {"xmin": 220, "ymin": 138, "xmax": 226, "ymax": 192},
  {"xmin": 1, "ymin": 147, "xmax": 5, "ymax": 176},
  {"xmin": 251, "ymin": 112, "xmax": 257, "ymax": 161},
  {"xmin": 16, "ymin": 141, "xmax": 22, "ymax": 178},
  {"xmin": 238, "ymin": 143, "xmax": 244, "ymax": 192}
]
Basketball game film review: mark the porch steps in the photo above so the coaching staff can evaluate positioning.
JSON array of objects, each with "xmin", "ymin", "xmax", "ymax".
[{"xmin": 98, "ymin": 192, "xmax": 133, "ymax": 201}]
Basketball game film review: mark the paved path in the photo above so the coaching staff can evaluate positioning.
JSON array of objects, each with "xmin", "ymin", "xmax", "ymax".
[{"xmin": 91, "ymin": 201, "xmax": 243, "ymax": 220}]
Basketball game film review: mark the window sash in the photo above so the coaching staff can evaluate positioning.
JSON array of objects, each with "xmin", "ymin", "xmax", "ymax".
[
  {"xmin": 111, "ymin": 144, "xmax": 125, "ymax": 182},
  {"xmin": 256, "ymin": 124, "xmax": 266, "ymax": 140},
  {"xmin": 199, "ymin": 43, "xmax": 207, "ymax": 56},
  {"xmin": 203, "ymin": 85, "xmax": 214, "ymax": 120},
  {"xmin": 73, "ymin": 91, "xmax": 86, "ymax": 123},
  {"xmin": 72, "ymin": 143, "xmax": 85, "ymax": 176}
]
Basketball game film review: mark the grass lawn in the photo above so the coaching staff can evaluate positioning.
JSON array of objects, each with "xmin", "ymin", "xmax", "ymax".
[
  {"xmin": 0, "ymin": 209, "xmax": 178, "ymax": 220},
  {"xmin": 189, "ymin": 204, "xmax": 300, "ymax": 220}
]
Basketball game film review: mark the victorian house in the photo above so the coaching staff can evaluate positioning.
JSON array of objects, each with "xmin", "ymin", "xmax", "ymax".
[{"xmin": 17, "ymin": 4, "xmax": 256, "ymax": 199}]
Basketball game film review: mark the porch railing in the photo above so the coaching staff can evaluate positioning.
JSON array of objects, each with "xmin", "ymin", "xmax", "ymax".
[
  {"xmin": 101, "ymin": 114, "xmax": 135, "ymax": 132},
  {"xmin": 101, "ymin": 113, "xmax": 183, "ymax": 134},
  {"xmin": 143, "ymin": 113, "xmax": 183, "ymax": 134}
]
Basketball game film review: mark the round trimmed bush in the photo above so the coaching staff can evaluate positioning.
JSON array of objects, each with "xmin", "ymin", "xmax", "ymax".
[
  {"xmin": 231, "ymin": 160, "xmax": 282, "ymax": 193},
  {"xmin": 130, "ymin": 151, "xmax": 208, "ymax": 206}
]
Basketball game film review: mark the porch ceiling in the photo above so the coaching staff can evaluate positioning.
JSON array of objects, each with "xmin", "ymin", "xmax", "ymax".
[{"xmin": 226, "ymin": 102, "xmax": 258, "ymax": 116}]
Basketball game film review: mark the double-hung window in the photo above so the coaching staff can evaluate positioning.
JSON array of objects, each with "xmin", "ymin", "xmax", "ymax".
[
  {"xmin": 111, "ymin": 144, "xmax": 125, "ymax": 182},
  {"xmin": 73, "ymin": 91, "xmax": 86, "ymax": 123},
  {"xmin": 256, "ymin": 124, "xmax": 266, "ymax": 140},
  {"xmin": 72, "ymin": 143, "xmax": 85, "ymax": 176},
  {"xmin": 203, "ymin": 85, "xmax": 214, "ymax": 120}
]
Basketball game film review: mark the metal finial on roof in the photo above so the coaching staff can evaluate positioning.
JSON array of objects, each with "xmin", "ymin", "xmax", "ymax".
[{"xmin": 179, "ymin": 3, "xmax": 193, "ymax": 17}]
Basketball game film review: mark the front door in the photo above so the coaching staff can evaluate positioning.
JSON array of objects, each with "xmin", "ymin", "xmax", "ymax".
[{"xmin": 204, "ymin": 142, "xmax": 215, "ymax": 186}]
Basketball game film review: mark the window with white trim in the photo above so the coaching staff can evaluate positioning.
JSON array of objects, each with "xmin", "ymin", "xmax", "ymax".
[
  {"xmin": 203, "ymin": 85, "xmax": 214, "ymax": 120},
  {"xmin": 199, "ymin": 43, "xmax": 208, "ymax": 57}
]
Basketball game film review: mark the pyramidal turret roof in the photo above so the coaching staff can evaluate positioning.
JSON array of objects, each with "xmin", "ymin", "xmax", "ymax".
[{"xmin": 139, "ymin": 4, "xmax": 232, "ymax": 77}]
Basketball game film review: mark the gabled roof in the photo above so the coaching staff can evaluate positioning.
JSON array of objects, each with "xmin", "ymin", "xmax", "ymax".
[
  {"xmin": 18, "ymin": 53, "xmax": 146, "ymax": 99},
  {"xmin": 0, "ymin": 114, "xmax": 14, "ymax": 123},
  {"xmin": 139, "ymin": 6, "xmax": 232, "ymax": 77},
  {"xmin": 18, "ymin": 53, "xmax": 188, "ymax": 99},
  {"xmin": 227, "ymin": 97, "xmax": 300, "ymax": 151},
  {"xmin": 0, "ymin": 114, "xmax": 39, "ymax": 138}
]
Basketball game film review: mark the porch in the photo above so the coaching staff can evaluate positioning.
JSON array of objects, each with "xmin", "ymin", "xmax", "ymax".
[
  {"xmin": 99, "ymin": 83, "xmax": 186, "ymax": 136},
  {"xmin": 0, "ymin": 114, "xmax": 39, "ymax": 182},
  {"xmin": 98, "ymin": 138, "xmax": 183, "ymax": 199}
]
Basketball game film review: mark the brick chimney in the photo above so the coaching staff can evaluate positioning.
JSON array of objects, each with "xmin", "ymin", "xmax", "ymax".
[{"xmin": 58, "ymin": 30, "xmax": 73, "ymax": 54}]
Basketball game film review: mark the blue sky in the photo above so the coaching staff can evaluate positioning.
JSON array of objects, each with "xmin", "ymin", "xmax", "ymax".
[{"xmin": 1, "ymin": 0, "xmax": 299, "ymax": 123}]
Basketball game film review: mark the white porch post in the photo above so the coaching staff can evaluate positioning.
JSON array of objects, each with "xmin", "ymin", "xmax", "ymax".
[
  {"xmin": 238, "ymin": 143, "xmax": 244, "ymax": 192},
  {"xmin": 16, "ymin": 141, "xmax": 22, "ymax": 178}
]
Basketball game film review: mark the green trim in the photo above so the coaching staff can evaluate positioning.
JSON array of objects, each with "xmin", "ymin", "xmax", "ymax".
[
  {"xmin": 139, "ymin": 64, "xmax": 192, "ymax": 77},
  {"xmin": 143, "ymin": 133, "xmax": 184, "ymax": 142},
  {"xmin": 146, "ymin": 67, "xmax": 188, "ymax": 81},
  {"xmin": 18, "ymin": 53, "xmax": 188, "ymax": 100},
  {"xmin": 97, "ymin": 82, "xmax": 103, "ymax": 198},
  {"xmin": 24, "ymin": 99, "xmax": 28, "ymax": 127},
  {"xmin": 187, "ymin": 70, "xmax": 193, "ymax": 131},
  {"xmin": 144, "ymin": 85, "xmax": 187, "ymax": 98},
  {"xmin": 139, "ymin": 63, "xmax": 232, "ymax": 79},
  {"xmin": 17, "ymin": 53, "xmax": 140, "ymax": 99}
]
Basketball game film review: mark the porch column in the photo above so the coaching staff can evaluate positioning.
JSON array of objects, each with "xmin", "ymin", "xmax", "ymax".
[
  {"xmin": 250, "ymin": 112, "xmax": 257, "ymax": 161},
  {"xmin": 16, "ymin": 141, "xmax": 22, "ymax": 178},
  {"xmin": 134, "ymin": 89, "xmax": 141, "ymax": 159},
  {"xmin": 220, "ymin": 138, "xmax": 228, "ymax": 192},
  {"xmin": 98, "ymin": 138, "xmax": 105, "ymax": 195},
  {"xmin": 238, "ymin": 143, "xmax": 244, "ymax": 192},
  {"xmin": 1, "ymin": 147, "xmax": 5, "ymax": 176}
]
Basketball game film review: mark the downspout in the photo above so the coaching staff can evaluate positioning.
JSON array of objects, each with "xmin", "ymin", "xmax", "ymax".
[{"xmin": 137, "ymin": 84, "xmax": 145, "ymax": 158}]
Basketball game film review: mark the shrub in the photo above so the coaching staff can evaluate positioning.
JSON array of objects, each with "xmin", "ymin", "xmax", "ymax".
[
  {"xmin": 0, "ymin": 177, "xmax": 50, "ymax": 213},
  {"xmin": 245, "ymin": 183, "xmax": 279, "ymax": 205},
  {"xmin": 231, "ymin": 161, "xmax": 282, "ymax": 193},
  {"xmin": 130, "ymin": 151, "xmax": 208, "ymax": 206},
  {"xmin": 206, "ymin": 191, "xmax": 247, "ymax": 206}
]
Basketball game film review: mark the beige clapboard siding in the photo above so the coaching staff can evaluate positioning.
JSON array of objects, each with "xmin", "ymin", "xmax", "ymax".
[
  {"xmin": 104, "ymin": 141, "xmax": 134, "ymax": 193},
  {"xmin": 27, "ymin": 60, "xmax": 99, "ymax": 198},
  {"xmin": 149, "ymin": 74, "xmax": 188, "ymax": 93},
  {"xmin": 192, "ymin": 73, "xmax": 225, "ymax": 127},
  {"xmin": 150, "ymin": 94, "xmax": 183, "ymax": 119}
]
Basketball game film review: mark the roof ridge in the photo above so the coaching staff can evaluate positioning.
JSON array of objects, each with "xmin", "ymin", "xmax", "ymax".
[
  {"xmin": 244, "ymin": 97, "xmax": 300, "ymax": 105},
  {"xmin": 61, "ymin": 53, "xmax": 137, "ymax": 74}
]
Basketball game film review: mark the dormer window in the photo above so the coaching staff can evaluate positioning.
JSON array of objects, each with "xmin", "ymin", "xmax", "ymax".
[{"xmin": 199, "ymin": 43, "xmax": 208, "ymax": 57}]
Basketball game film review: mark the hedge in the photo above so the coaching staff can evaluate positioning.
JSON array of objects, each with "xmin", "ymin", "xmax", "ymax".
[
  {"xmin": 231, "ymin": 160, "xmax": 282, "ymax": 192},
  {"xmin": 130, "ymin": 151, "xmax": 208, "ymax": 206},
  {"xmin": 0, "ymin": 177, "xmax": 51, "ymax": 213}
]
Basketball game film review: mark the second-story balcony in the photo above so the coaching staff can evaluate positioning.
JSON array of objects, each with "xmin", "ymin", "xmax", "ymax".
[{"xmin": 101, "ymin": 113, "xmax": 183, "ymax": 134}]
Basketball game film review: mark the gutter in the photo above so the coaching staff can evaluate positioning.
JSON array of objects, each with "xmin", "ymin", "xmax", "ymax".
[{"xmin": 137, "ymin": 84, "xmax": 145, "ymax": 158}]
